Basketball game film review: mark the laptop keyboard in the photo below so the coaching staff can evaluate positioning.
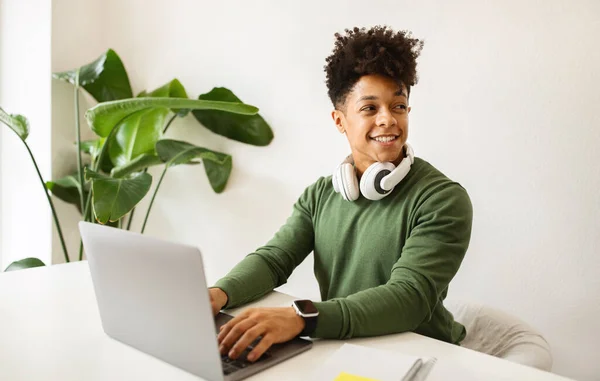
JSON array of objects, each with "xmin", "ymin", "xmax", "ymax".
[{"xmin": 220, "ymin": 337, "xmax": 272, "ymax": 375}]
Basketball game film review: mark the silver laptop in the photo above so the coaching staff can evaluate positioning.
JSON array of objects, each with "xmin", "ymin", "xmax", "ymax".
[{"xmin": 79, "ymin": 221, "xmax": 312, "ymax": 381}]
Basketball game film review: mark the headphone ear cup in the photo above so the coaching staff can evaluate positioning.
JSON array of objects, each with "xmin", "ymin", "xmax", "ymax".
[
  {"xmin": 360, "ymin": 162, "xmax": 396, "ymax": 201},
  {"xmin": 340, "ymin": 163, "xmax": 359, "ymax": 201},
  {"xmin": 332, "ymin": 164, "xmax": 347, "ymax": 200},
  {"xmin": 332, "ymin": 166, "xmax": 342, "ymax": 194}
]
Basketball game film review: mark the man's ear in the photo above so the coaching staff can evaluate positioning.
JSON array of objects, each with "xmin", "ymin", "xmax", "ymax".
[
  {"xmin": 332, "ymin": 110, "xmax": 346, "ymax": 134},
  {"xmin": 408, "ymin": 106, "xmax": 412, "ymax": 114}
]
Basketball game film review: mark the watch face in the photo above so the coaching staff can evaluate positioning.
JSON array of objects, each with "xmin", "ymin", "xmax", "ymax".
[{"xmin": 295, "ymin": 300, "xmax": 318, "ymax": 315}]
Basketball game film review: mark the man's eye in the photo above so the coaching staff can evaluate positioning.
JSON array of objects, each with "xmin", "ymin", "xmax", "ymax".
[
  {"xmin": 361, "ymin": 106, "xmax": 376, "ymax": 112},
  {"xmin": 395, "ymin": 104, "xmax": 407, "ymax": 110}
]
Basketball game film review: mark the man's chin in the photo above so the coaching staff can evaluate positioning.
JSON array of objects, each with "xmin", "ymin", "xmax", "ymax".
[{"xmin": 373, "ymin": 151, "xmax": 404, "ymax": 164}]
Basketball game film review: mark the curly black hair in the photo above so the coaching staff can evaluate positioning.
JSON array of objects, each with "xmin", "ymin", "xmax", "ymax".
[{"xmin": 324, "ymin": 26, "xmax": 424, "ymax": 109}]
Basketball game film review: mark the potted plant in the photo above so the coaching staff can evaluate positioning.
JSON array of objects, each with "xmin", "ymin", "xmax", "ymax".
[{"xmin": 1, "ymin": 49, "xmax": 273, "ymax": 271}]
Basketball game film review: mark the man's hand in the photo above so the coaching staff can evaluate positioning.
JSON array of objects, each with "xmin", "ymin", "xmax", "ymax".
[
  {"xmin": 217, "ymin": 307, "xmax": 305, "ymax": 362},
  {"xmin": 209, "ymin": 288, "xmax": 228, "ymax": 316}
]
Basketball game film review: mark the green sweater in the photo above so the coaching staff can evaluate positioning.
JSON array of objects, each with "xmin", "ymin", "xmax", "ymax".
[{"xmin": 214, "ymin": 157, "xmax": 473, "ymax": 344}]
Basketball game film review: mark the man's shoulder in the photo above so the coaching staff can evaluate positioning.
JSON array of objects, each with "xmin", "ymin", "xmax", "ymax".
[
  {"xmin": 406, "ymin": 157, "xmax": 471, "ymax": 204},
  {"xmin": 408, "ymin": 157, "xmax": 472, "ymax": 214},
  {"xmin": 303, "ymin": 175, "xmax": 334, "ymax": 193},
  {"xmin": 295, "ymin": 175, "xmax": 334, "ymax": 205},
  {"xmin": 410, "ymin": 157, "xmax": 466, "ymax": 188},
  {"xmin": 411, "ymin": 157, "xmax": 450, "ymax": 180}
]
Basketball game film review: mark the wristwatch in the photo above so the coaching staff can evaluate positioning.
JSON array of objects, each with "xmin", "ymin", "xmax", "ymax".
[{"xmin": 292, "ymin": 299, "xmax": 319, "ymax": 337}]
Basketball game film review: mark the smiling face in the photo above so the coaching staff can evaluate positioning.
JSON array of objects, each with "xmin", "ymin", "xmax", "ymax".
[{"xmin": 332, "ymin": 74, "xmax": 411, "ymax": 177}]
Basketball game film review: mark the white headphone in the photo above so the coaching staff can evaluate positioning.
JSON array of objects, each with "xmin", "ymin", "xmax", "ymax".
[{"xmin": 332, "ymin": 143, "xmax": 415, "ymax": 201}]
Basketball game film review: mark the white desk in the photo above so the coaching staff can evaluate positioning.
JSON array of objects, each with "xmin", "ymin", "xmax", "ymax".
[{"xmin": 0, "ymin": 262, "xmax": 573, "ymax": 381}]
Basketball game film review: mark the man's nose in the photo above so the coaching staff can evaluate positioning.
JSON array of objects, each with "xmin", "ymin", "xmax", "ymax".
[{"xmin": 376, "ymin": 108, "xmax": 397, "ymax": 128}]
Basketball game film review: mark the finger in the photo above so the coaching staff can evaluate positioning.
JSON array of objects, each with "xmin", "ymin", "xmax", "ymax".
[
  {"xmin": 219, "ymin": 317, "xmax": 258, "ymax": 356},
  {"xmin": 217, "ymin": 309, "xmax": 251, "ymax": 342},
  {"xmin": 247, "ymin": 334, "xmax": 273, "ymax": 362},
  {"xmin": 229, "ymin": 326, "xmax": 266, "ymax": 360}
]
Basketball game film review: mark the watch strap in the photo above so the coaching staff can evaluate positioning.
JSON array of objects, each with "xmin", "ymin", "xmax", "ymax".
[{"xmin": 300, "ymin": 314, "xmax": 318, "ymax": 337}]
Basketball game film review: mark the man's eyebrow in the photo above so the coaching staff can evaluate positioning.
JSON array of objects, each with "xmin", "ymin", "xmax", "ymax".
[
  {"xmin": 356, "ymin": 95, "xmax": 378, "ymax": 103},
  {"xmin": 356, "ymin": 91, "xmax": 407, "ymax": 104}
]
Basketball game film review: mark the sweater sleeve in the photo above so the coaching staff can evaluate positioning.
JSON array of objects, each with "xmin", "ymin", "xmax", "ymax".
[
  {"xmin": 212, "ymin": 179, "xmax": 320, "ymax": 309},
  {"xmin": 312, "ymin": 184, "xmax": 473, "ymax": 339}
]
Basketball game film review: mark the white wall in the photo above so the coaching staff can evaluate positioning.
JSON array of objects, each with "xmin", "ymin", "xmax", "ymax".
[
  {"xmin": 48, "ymin": 0, "xmax": 599, "ymax": 379},
  {"xmin": 0, "ymin": 0, "xmax": 52, "ymax": 270}
]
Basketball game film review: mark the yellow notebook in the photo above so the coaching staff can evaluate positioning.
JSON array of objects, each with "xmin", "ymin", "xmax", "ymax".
[{"xmin": 334, "ymin": 371, "xmax": 381, "ymax": 381}]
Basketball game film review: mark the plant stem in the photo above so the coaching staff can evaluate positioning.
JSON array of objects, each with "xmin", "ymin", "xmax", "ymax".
[
  {"xmin": 24, "ymin": 141, "xmax": 70, "ymax": 263},
  {"xmin": 162, "ymin": 114, "xmax": 177, "ymax": 134},
  {"xmin": 126, "ymin": 207, "xmax": 135, "ymax": 230},
  {"xmin": 141, "ymin": 166, "xmax": 168, "ymax": 234},
  {"xmin": 79, "ymin": 189, "xmax": 92, "ymax": 261},
  {"xmin": 82, "ymin": 190, "xmax": 93, "ymax": 222},
  {"xmin": 78, "ymin": 240, "xmax": 84, "ymax": 261},
  {"xmin": 78, "ymin": 188, "xmax": 92, "ymax": 259},
  {"xmin": 74, "ymin": 72, "xmax": 85, "ymax": 213}
]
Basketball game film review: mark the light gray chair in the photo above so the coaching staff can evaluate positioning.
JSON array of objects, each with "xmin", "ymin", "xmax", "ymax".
[{"xmin": 444, "ymin": 300, "xmax": 553, "ymax": 372}]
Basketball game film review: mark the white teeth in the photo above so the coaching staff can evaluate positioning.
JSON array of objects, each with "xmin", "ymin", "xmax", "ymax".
[{"xmin": 373, "ymin": 136, "xmax": 397, "ymax": 143}]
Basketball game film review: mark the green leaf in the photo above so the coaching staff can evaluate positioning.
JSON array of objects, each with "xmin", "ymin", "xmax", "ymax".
[
  {"xmin": 85, "ymin": 168, "xmax": 152, "ymax": 224},
  {"xmin": 80, "ymin": 138, "xmax": 113, "ymax": 174},
  {"xmin": 80, "ymin": 138, "xmax": 104, "ymax": 160},
  {"xmin": 192, "ymin": 87, "xmax": 273, "ymax": 146},
  {"xmin": 203, "ymin": 155, "xmax": 232, "ymax": 193},
  {"xmin": 46, "ymin": 175, "xmax": 80, "ymax": 204},
  {"xmin": 142, "ymin": 79, "xmax": 190, "ymax": 117},
  {"xmin": 85, "ymin": 97, "xmax": 259, "ymax": 138},
  {"xmin": 0, "ymin": 107, "xmax": 30, "ymax": 141},
  {"xmin": 145, "ymin": 78, "xmax": 187, "ymax": 98},
  {"xmin": 46, "ymin": 174, "xmax": 88, "ymax": 213},
  {"xmin": 156, "ymin": 139, "xmax": 232, "ymax": 193},
  {"xmin": 111, "ymin": 153, "xmax": 164, "ymax": 178},
  {"xmin": 108, "ymin": 108, "xmax": 168, "ymax": 168},
  {"xmin": 53, "ymin": 49, "xmax": 133, "ymax": 102},
  {"xmin": 156, "ymin": 139, "xmax": 227, "ymax": 166},
  {"xmin": 5, "ymin": 257, "xmax": 46, "ymax": 272}
]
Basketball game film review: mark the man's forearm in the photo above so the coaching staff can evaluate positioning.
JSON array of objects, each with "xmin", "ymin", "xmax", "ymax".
[
  {"xmin": 213, "ymin": 254, "xmax": 279, "ymax": 309},
  {"xmin": 312, "ymin": 274, "xmax": 433, "ymax": 339}
]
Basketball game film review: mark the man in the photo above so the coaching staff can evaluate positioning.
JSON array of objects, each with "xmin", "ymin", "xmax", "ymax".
[{"xmin": 209, "ymin": 25, "xmax": 473, "ymax": 363}]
